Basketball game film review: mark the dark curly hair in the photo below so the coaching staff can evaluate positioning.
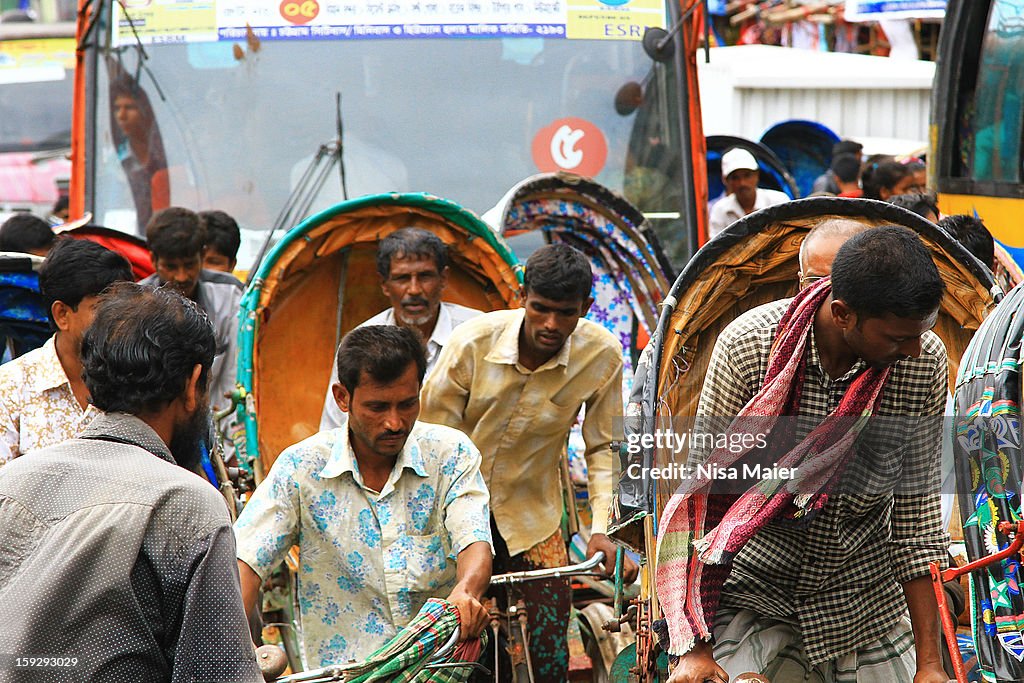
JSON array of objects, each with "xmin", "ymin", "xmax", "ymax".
[
  {"xmin": 82, "ymin": 283, "xmax": 216, "ymax": 414},
  {"xmin": 336, "ymin": 325, "xmax": 426, "ymax": 395}
]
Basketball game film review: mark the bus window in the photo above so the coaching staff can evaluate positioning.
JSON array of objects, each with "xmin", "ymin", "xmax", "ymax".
[{"xmin": 968, "ymin": 0, "xmax": 1024, "ymax": 183}]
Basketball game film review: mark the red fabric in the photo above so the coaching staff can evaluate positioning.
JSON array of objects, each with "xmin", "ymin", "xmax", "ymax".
[{"xmin": 68, "ymin": 228, "xmax": 154, "ymax": 281}]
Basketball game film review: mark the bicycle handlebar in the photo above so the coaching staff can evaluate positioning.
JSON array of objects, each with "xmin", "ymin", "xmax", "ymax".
[
  {"xmin": 269, "ymin": 552, "xmax": 613, "ymax": 681},
  {"xmin": 489, "ymin": 550, "xmax": 606, "ymax": 586}
]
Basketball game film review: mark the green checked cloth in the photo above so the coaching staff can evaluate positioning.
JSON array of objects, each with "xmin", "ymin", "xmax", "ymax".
[{"xmin": 343, "ymin": 598, "xmax": 486, "ymax": 683}]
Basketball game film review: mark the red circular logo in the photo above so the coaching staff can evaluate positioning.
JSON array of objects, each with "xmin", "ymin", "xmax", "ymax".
[
  {"xmin": 531, "ymin": 118, "xmax": 608, "ymax": 177},
  {"xmin": 280, "ymin": 0, "xmax": 320, "ymax": 24}
]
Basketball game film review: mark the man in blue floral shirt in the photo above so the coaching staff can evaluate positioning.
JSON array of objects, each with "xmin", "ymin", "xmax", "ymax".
[{"xmin": 234, "ymin": 326, "xmax": 492, "ymax": 668}]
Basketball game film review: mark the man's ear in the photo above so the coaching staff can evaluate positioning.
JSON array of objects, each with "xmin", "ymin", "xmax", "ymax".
[
  {"xmin": 331, "ymin": 383, "xmax": 351, "ymax": 414},
  {"xmin": 830, "ymin": 299, "xmax": 856, "ymax": 331},
  {"xmin": 51, "ymin": 301, "xmax": 73, "ymax": 332},
  {"xmin": 150, "ymin": 253, "xmax": 159, "ymax": 271},
  {"xmin": 580, "ymin": 296, "xmax": 595, "ymax": 319},
  {"xmin": 183, "ymin": 363, "xmax": 203, "ymax": 413},
  {"xmin": 439, "ymin": 265, "xmax": 450, "ymax": 290}
]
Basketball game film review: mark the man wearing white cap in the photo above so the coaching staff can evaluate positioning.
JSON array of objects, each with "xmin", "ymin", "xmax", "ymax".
[{"xmin": 709, "ymin": 147, "xmax": 791, "ymax": 239}]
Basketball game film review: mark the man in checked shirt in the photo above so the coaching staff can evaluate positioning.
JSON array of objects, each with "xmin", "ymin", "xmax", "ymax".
[
  {"xmin": 668, "ymin": 226, "xmax": 949, "ymax": 683},
  {"xmin": 422, "ymin": 243, "xmax": 639, "ymax": 681}
]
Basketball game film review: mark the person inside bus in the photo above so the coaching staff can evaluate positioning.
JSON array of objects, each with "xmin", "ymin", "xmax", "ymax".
[
  {"xmin": 318, "ymin": 228, "xmax": 481, "ymax": 431},
  {"xmin": 49, "ymin": 196, "xmax": 70, "ymax": 225},
  {"xmin": 709, "ymin": 147, "xmax": 790, "ymax": 239},
  {"xmin": 234, "ymin": 325, "xmax": 492, "ymax": 668},
  {"xmin": 200, "ymin": 209, "xmax": 242, "ymax": 278},
  {"xmin": 861, "ymin": 157, "xmax": 915, "ymax": 200},
  {"xmin": 109, "ymin": 74, "xmax": 169, "ymax": 231},
  {"xmin": 0, "ymin": 213, "xmax": 56, "ymax": 256}
]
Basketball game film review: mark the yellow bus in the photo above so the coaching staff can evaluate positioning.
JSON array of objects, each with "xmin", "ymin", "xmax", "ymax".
[{"xmin": 932, "ymin": 0, "xmax": 1024, "ymax": 268}]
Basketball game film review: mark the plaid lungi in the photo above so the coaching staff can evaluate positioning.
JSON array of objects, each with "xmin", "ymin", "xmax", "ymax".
[
  {"xmin": 712, "ymin": 609, "xmax": 917, "ymax": 682},
  {"xmin": 344, "ymin": 598, "xmax": 485, "ymax": 683}
]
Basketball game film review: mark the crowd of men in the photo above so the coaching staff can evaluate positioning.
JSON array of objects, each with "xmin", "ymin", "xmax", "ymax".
[{"xmin": 0, "ymin": 189, "xmax": 997, "ymax": 682}]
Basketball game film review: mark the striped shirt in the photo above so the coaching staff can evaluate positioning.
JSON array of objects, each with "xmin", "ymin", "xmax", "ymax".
[
  {"xmin": 421, "ymin": 308, "xmax": 623, "ymax": 556},
  {"xmin": 696, "ymin": 299, "xmax": 948, "ymax": 665}
]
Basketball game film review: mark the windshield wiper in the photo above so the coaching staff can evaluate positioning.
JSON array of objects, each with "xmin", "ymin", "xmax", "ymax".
[{"xmin": 247, "ymin": 93, "xmax": 350, "ymax": 284}]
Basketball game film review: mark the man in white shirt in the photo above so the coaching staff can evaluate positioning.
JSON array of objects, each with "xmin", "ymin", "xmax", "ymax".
[
  {"xmin": 709, "ymin": 147, "xmax": 791, "ymax": 239},
  {"xmin": 319, "ymin": 228, "xmax": 480, "ymax": 429}
]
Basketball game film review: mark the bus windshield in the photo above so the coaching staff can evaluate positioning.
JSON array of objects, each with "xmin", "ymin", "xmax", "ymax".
[{"xmin": 84, "ymin": 0, "xmax": 687, "ymax": 267}]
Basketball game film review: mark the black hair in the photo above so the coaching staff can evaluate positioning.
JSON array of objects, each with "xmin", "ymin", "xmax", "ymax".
[
  {"xmin": 335, "ymin": 325, "xmax": 427, "ymax": 394},
  {"xmin": 888, "ymin": 192, "xmax": 939, "ymax": 221},
  {"xmin": 861, "ymin": 159, "xmax": 911, "ymax": 200},
  {"xmin": 831, "ymin": 225, "xmax": 944, "ymax": 320},
  {"xmin": 375, "ymin": 228, "xmax": 448, "ymax": 279},
  {"xmin": 39, "ymin": 239, "xmax": 133, "ymax": 328},
  {"xmin": 51, "ymin": 195, "xmax": 69, "ymax": 216},
  {"xmin": 200, "ymin": 210, "xmax": 241, "ymax": 261},
  {"xmin": 523, "ymin": 243, "xmax": 593, "ymax": 302},
  {"xmin": 0, "ymin": 213, "xmax": 56, "ymax": 253},
  {"xmin": 938, "ymin": 214, "xmax": 995, "ymax": 270},
  {"xmin": 829, "ymin": 153, "xmax": 861, "ymax": 184},
  {"xmin": 832, "ymin": 140, "xmax": 863, "ymax": 157},
  {"xmin": 146, "ymin": 207, "xmax": 207, "ymax": 260},
  {"xmin": 82, "ymin": 283, "xmax": 216, "ymax": 414}
]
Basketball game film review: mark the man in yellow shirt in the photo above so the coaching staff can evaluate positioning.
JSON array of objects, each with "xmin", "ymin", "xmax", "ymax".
[{"xmin": 422, "ymin": 243, "xmax": 639, "ymax": 680}]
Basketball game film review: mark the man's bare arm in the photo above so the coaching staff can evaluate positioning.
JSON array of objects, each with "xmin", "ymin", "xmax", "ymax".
[
  {"xmin": 902, "ymin": 575, "xmax": 948, "ymax": 683},
  {"xmin": 237, "ymin": 559, "xmax": 263, "ymax": 639},
  {"xmin": 446, "ymin": 541, "xmax": 492, "ymax": 640}
]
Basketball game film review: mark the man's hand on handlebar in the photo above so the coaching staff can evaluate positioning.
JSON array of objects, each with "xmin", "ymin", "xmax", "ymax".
[
  {"xmin": 449, "ymin": 540, "xmax": 493, "ymax": 640},
  {"xmin": 666, "ymin": 641, "xmax": 729, "ymax": 683},
  {"xmin": 447, "ymin": 586, "xmax": 490, "ymax": 640},
  {"xmin": 587, "ymin": 533, "xmax": 639, "ymax": 584}
]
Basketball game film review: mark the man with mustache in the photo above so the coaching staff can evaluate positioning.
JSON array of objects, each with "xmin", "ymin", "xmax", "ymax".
[
  {"xmin": 421, "ymin": 243, "xmax": 639, "ymax": 682},
  {"xmin": 319, "ymin": 227, "xmax": 481, "ymax": 430},
  {"xmin": 235, "ymin": 325, "xmax": 492, "ymax": 668},
  {"xmin": 139, "ymin": 207, "xmax": 242, "ymax": 415},
  {"xmin": 0, "ymin": 283, "xmax": 261, "ymax": 682}
]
